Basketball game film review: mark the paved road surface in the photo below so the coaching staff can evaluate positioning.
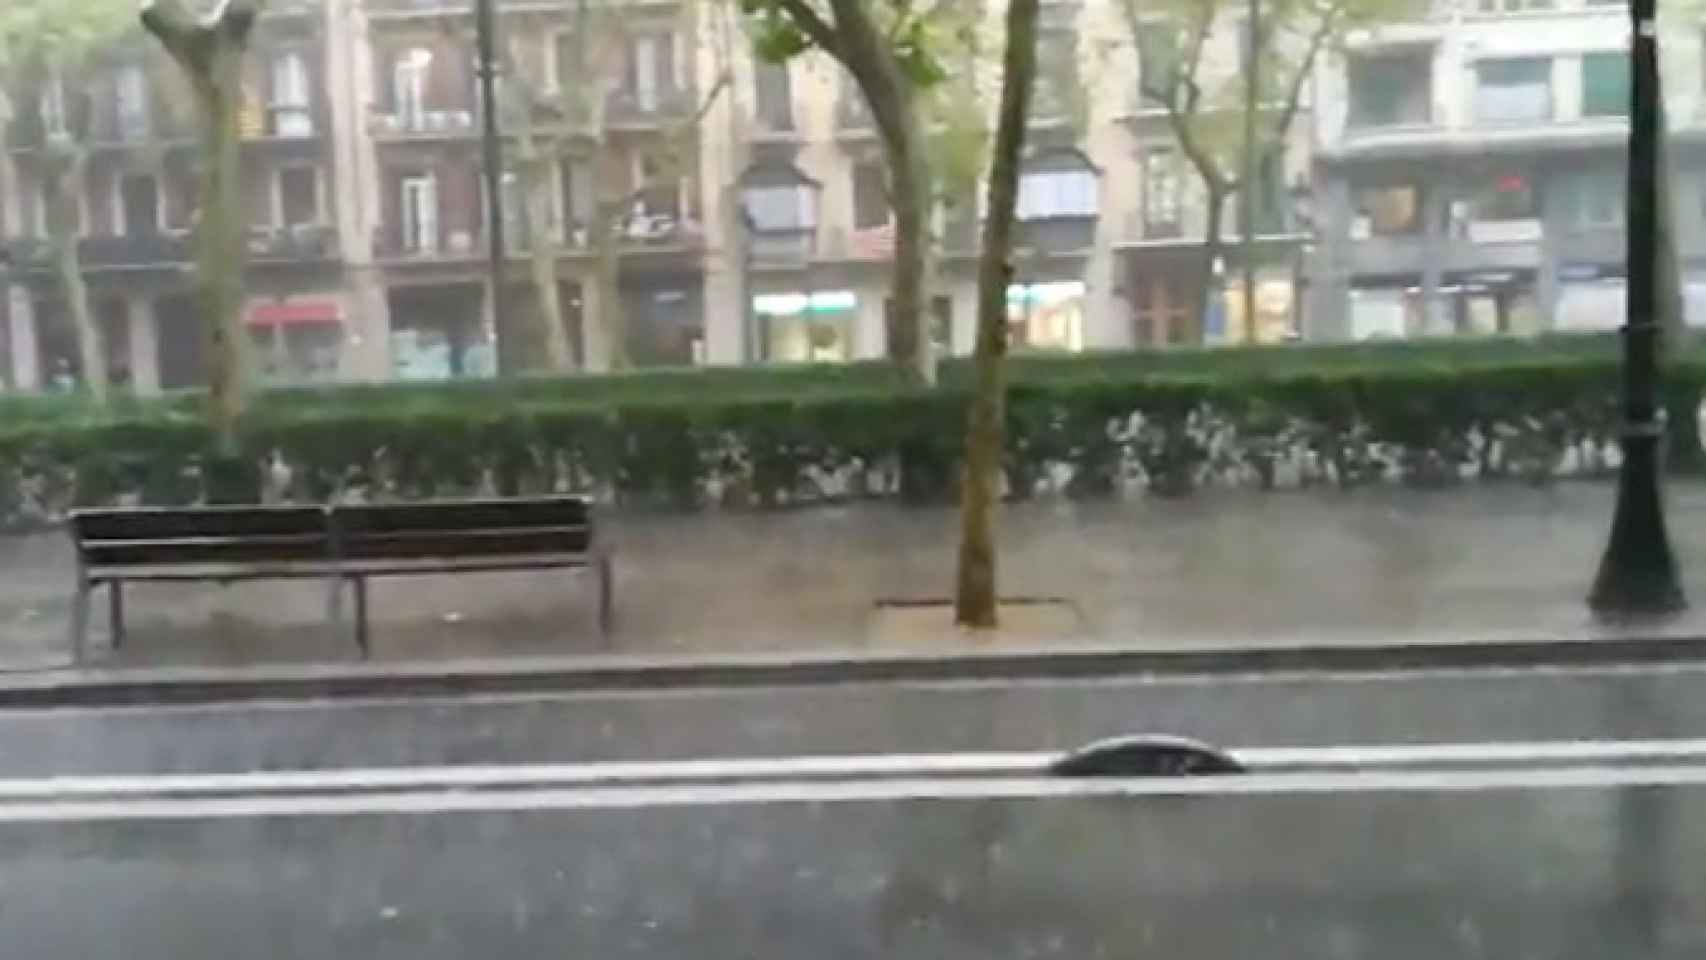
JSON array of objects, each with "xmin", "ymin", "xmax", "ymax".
[
  {"xmin": 0, "ymin": 762, "xmax": 1700, "ymax": 957},
  {"xmin": 3, "ymin": 663, "xmax": 1704, "ymax": 777}
]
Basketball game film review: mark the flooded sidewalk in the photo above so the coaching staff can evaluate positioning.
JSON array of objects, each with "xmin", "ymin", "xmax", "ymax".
[{"xmin": 4, "ymin": 482, "xmax": 1706, "ymax": 671}]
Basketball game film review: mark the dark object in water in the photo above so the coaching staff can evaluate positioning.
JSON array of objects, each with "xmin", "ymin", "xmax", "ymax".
[{"xmin": 1050, "ymin": 734, "xmax": 1245, "ymax": 777}]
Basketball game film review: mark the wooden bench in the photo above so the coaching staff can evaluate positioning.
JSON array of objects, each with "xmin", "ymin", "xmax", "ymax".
[{"xmin": 67, "ymin": 497, "xmax": 612, "ymax": 662}]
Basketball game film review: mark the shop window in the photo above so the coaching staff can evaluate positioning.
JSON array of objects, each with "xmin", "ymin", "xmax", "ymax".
[
  {"xmin": 1474, "ymin": 58, "xmax": 1552, "ymax": 124},
  {"xmin": 1352, "ymin": 183, "xmax": 1422, "ymax": 237},
  {"xmin": 1006, "ymin": 281, "xmax": 1085, "ymax": 351},
  {"xmin": 1469, "ymin": 173, "xmax": 1538, "ymax": 221},
  {"xmin": 1581, "ymin": 52, "xmax": 1630, "ymax": 118},
  {"xmin": 757, "ymin": 291, "xmax": 855, "ymax": 363},
  {"xmin": 1347, "ymin": 285, "xmax": 1424, "ymax": 340}
]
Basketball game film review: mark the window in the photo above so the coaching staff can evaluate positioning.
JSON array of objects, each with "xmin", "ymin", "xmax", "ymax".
[
  {"xmin": 852, "ymin": 162, "xmax": 889, "ymax": 231},
  {"xmin": 755, "ymin": 61, "xmax": 793, "ymax": 131},
  {"xmin": 1034, "ymin": 30, "xmax": 1077, "ymax": 120},
  {"xmin": 1135, "ymin": 21, "xmax": 1180, "ymax": 103},
  {"xmin": 559, "ymin": 160, "xmax": 591, "ymax": 238},
  {"xmin": 393, "ymin": 48, "xmax": 431, "ymax": 128},
  {"xmin": 39, "ymin": 74, "xmax": 66, "ymax": 136},
  {"xmin": 1470, "ymin": 173, "xmax": 1538, "ymax": 222},
  {"xmin": 1007, "ymin": 281, "xmax": 1086, "ymax": 351},
  {"xmin": 280, "ymin": 167, "xmax": 319, "ymax": 227},
  {"xmin": 1474, "ymin": 58, "xmax": 1552, "ymax": 124},
  {"xmin": 634, "ymin": 156, "xmax": 678, "ymax": 223},
  {"xmin": 757, "ymin": 291, "xmax": 855, "ymax": 363},
  {"xmin": 400, "ymin": 174, "xmax": 438, "ymax": 254},
  {"xmin": 1352, "ymin": 183, "xmax": 1422, "ymax": 236},
  {"xmin": 744, "ymin": 186, "xmax": 814, "ymax": 231},
  {"xmin": 1581, "ymin": 53, "xmax": 1630, "ymax": 118},
  {"xmin": 115, "ymin": 64, "xmax": 149, "ymax": 140},
  {"xmin": 271, "ymin": 52, "xmax": 313, "ymax": 137},
  {"xmin": 1017, "ymin": 153, "xmax": 1098, "ymax": 220},
  {"xmin": 120, "ymin": 174, "xmax": 160, "ymax": 235},
  {"xmin": 1348, "ymin": 53, "xmax": 1432, "ymax": 128},
  {"xmin": 626, "ymin": 33, "xmax": 676, "ymax": 111},
  {"xmin": 1142, "ymin": 148, "xmax": 1182, "ymax": 238},
  {"xmin": 1562, "ymin": 171, "xmax": 1623, "ymax": 228}
]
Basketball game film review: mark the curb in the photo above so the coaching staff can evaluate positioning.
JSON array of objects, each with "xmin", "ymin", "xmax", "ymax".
[{"xmin": 0, "ymin": 633, "xmax": 1702, "ymax": 708}]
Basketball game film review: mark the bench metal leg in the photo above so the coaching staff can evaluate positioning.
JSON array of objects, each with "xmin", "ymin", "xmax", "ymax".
[
  {"xmin": 596, "ymin": 549, "xmax": 614, "ymax": 647},
  {"xmin": 108, "ymin": 581, "xmax": 126, "ymax": 650},
  {"xmin": 352, "ymin": 576, "xmax": 370, "ymax": 659},
  {"xmin": 69, "ymin": 575, "xmax": 92, "ymax": 665}
]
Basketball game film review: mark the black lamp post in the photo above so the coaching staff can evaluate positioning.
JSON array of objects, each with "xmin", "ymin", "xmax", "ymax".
[{"xmin": 1589, "ymin": 0, "xmax": 1686, "ymax": 618}]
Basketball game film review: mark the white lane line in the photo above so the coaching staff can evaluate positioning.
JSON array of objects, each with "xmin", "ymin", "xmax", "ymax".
[
  {"xmin": 5, "ymin": 739, "xmax": 1706, "ymax": 801},
  {"xmin": 3, "ymin": 764, "xmax": 1706, "ymax": 822}
]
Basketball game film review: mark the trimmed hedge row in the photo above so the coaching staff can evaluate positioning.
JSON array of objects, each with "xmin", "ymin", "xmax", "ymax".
[{"xmin": 0, "ymin": 334, "xmax": 1700, "ymax": 528}]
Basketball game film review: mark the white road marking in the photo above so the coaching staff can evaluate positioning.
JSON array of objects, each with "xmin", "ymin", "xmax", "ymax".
[
  {"xmin": 1, "ymin": 764, "xmax": 1705, "ymax": 822},
  {"xmin": 2, "ymin": 739, "xmax": 1706, "ymax": 805}
]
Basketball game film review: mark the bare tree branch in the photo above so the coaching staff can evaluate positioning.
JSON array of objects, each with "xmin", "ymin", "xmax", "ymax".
[
  {"xmin": 1262, "ymin": 2, "xmax": 1339, "ymax": 163},
  {"xmin": 774, "ymin": 0, "xmax": 844, "ymax": 59}
]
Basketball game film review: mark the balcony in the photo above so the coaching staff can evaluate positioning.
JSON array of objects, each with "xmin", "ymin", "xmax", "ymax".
[
  {"xmin": 369, "ymin": 107, "xmax": 480, "ymax": 141},
  {"xmin": 244, "ymin": 101, "xmax": 322, "ymax": 142},
  {"xmin": 373, "ymin": 224, "xmax": 484, "ymax": 262},
  {"xmin": 603, "ymin": 86, "xmax": 697, "ymax": 130},
  {"xmin": 83, "ymin": 233, "xmax": 194, "ymax": 268},
  {"xmin": 249, "ymin": 224, "xmax": 339, "ymax": 263}
]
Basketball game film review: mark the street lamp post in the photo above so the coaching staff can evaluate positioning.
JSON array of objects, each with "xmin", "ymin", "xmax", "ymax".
[{"xmin": 1589, "ymin": 0, "xmax": 1685, "ymax": 618}]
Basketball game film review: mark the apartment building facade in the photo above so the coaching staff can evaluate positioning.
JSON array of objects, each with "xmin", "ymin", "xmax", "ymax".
[
  {"xmin": 1, "ymin": 0, "xmax": 349, "ymax": 391},
  {"xmin": 1308, "ymin": 0, "xmax": 1698, "ymax": 340},
  {"xmin": 1, "ymin": 0, "xmax": 1324, "ymax": 393}
]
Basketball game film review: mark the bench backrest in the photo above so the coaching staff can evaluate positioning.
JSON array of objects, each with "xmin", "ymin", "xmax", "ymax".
[
  {"xmin": 70, "ymin": 506, "xmax": 331, "ymax": 567},
  {"xmin": 70, "ymin": 498, "xmax": 594, "ymax": 568},
  {"xmin": 331, "ymin": 498, "xmax": 593, "ymax": 560}
]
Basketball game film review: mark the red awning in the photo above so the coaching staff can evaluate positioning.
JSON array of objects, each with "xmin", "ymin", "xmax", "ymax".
[{"xmin": 249, "ymin": 301, "xmax": 341, "ymax": 327}]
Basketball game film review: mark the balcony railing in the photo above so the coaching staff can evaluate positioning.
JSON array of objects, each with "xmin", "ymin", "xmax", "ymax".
[
  {"xmin": 604, "ymin": 86, "xmax": 696, "ymax": 126},
  {"xmin": 373, "ymin": 224, "xmax": 484, "ymax": 261},
  {"xmin": 369, "ymin": 107, "xmax": 480, "ymax": 139},
  {"xmin": 249, "ymin": 224, "xmax": 339, "ymax": 262}
]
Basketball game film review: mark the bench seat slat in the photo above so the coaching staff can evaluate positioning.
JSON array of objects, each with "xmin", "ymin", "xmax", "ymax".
[
  {"xmin": 71, "ymin": 506, "xmax": 326, "ymax": 541},
  {"xmin": 86, "ymin": 553, "xmax": 599, "ymax": 582}
]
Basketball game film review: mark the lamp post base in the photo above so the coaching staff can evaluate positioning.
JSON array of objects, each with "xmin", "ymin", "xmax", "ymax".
[{"xmin": 1590, "ymin": 432, "xmax": 1687, "ymax": 620}]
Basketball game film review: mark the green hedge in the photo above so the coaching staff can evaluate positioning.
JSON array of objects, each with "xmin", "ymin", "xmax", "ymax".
[{"xmin": 1, "ymin": 333, "xmax": 1700, "ymax": 527}]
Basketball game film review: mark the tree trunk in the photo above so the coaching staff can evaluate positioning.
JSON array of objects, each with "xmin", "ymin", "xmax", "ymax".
[
  {"xmin": 591, "ymin": 197, "xmax": 628, "ymax": 371},
  {"xmin": 955, "ymin": 0, "xmax": 1039, "ymax": 629},
  {"xmin": 1194, "ymin": 184, "xmax": 1227, "ymax": 344},
  {"xmin": 824, "ymin": 0, "xmax": 936, "ymax": 385},
  {"xmin": 47, "ymin": 160, "xmax": 107, "ymax": 402},
  {"xmin": 192, "ymin": 47, "xmax": 251, "ymax": 451},
  {"xmin": 886, "ymin": 112, "xmax": 936, "ymax": 385},
  {"xmin": 517, "ymin": 133, "xmax": 573, "ymax": 370},
  {"xmin": 142, "ymin": 1, "xmax": 258, "ymax": 453}
]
